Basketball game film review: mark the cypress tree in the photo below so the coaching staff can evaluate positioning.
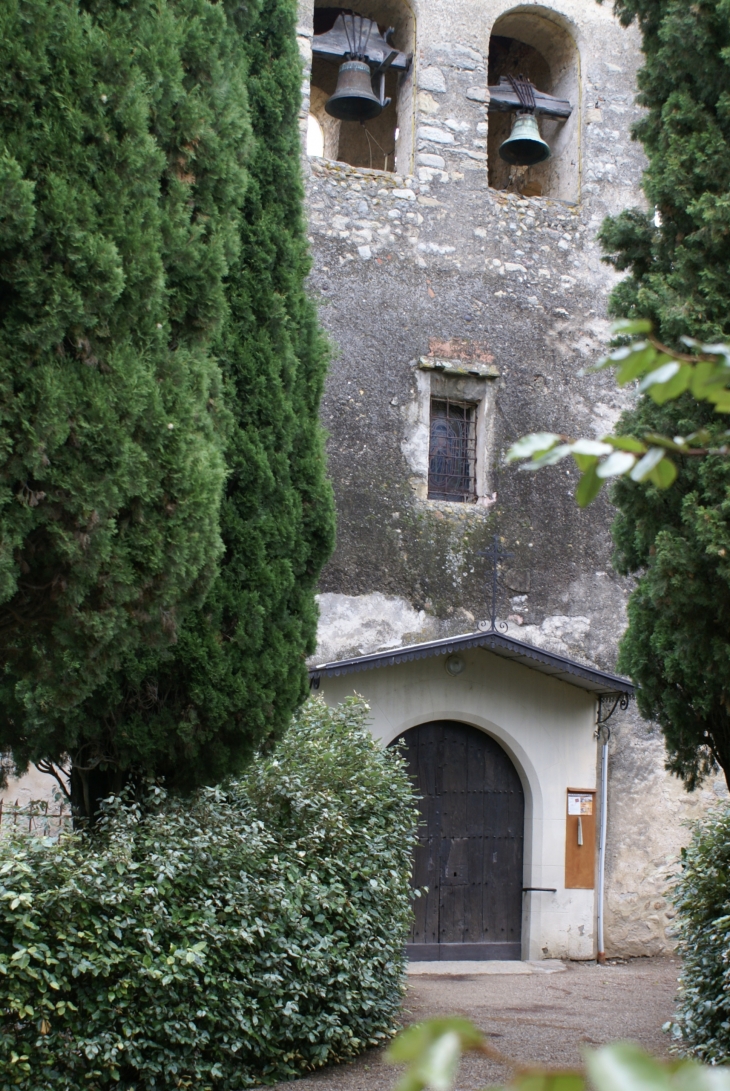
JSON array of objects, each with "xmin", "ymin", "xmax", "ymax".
[
  {"xmin": 66, "ymin": 0, "xmax": 335, "ymax": 808},
  {"xmin": 600, "ymin": 0, "xmax": 730, "ymax": 342},
  {"xmin": 0, "ymin": 0, "xmax": 251, "ymax": 764},
  {"xmin": 0, "ymin": 0, "xmax": 333, "ymax": 811},
  {"xmin": 600, "ymin": 0, "xmax": 730, "ymax": 787}
]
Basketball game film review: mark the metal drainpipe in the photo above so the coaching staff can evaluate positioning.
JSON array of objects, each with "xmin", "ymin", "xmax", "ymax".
[{"xmin": 596, "ymin": 723, "xmax": 610, "ymax": 965}]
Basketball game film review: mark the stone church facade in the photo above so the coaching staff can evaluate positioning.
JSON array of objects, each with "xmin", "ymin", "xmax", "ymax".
[
  {"xmin": 2, "ymin": 0, "xmax": 727, "ymax": 961},
  {"xmin": 296, "ymin": 0, "xmax": 729, "ymax": 958}
]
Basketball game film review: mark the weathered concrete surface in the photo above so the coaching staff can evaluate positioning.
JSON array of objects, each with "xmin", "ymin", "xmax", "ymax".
[
  {"xmin": 313, "ymin": 591, "xmax": 477, "ymax": 663},
  {"xmin": 407, "ymin": 959, "xmax": 566, "ymax": 976},
  {"xmin": 305, "ymin": 155, "xmax": 639, "ymax": 626},
  {"xmin": 605, "ymin": 719, "xmax": 729, "ymax": 957},
  {"xmin": 269, "ymin": 957, "xmax": 680, "ymax": 1091},
  {"xmin": 1, "ymin": 764, "xmax": 58, "ymax": 809}
]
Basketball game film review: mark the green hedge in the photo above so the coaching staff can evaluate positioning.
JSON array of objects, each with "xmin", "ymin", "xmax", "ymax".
[
  {"xmin": 669, "ymin": 805, "xmax": 730, "ymax": 1061},
  {"xmin": 0, "ymin": 697, "xmax": 418, "ymax": 1088}
]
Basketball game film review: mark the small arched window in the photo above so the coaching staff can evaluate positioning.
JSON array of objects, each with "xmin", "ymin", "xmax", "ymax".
[
  {"xmin": 487, "ymin": 8, "xmax": 579, "ymax": 202},
  {"xmin": 308, "ymin": 3, "xmax": 414, "ymax": 174},
  {"xmin": 307, "ymin": 114, "xmax": 325, "ymax": 157}
]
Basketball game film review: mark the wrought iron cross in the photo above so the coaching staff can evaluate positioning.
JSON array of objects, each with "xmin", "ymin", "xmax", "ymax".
[{"xmin": 477, "ymin": 534, "xmax": 513, "ymax": 634}]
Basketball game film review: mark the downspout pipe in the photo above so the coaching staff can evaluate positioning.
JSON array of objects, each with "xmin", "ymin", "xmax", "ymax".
[{"xmin": 596, "ymin": 723, "xmax": 610, "ymax": 965}]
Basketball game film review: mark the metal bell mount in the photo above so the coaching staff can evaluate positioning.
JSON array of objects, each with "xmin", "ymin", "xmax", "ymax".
[
  {"xmin": 325, "ymin": 12, "xmax": 392, "ymax": 122},
  {"xmin": 498, "ymin": 75, "xmax": 551, "ymax": 166}
]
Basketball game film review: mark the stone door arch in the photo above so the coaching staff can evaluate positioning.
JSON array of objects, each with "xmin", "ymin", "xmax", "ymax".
[{"xmin": 397, "ymin": 720, "xmax": 525, "ymax": 960}]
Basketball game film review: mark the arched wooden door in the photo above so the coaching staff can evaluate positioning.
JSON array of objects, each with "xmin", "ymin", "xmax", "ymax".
[{"xmin": 398, "ymin": 721, "xmax": 525, "ymax": 960}]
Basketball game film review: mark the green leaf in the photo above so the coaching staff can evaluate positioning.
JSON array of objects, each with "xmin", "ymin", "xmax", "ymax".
[
  {"xmin": 576, "ymin": 464, "xmax": 604, "ymax": 507},
  {"xmin": 505, "ymin": 433, "xmax": 561, "ymax": 462},
  {"xmin": 387, "ymin": 1018, "xmax": 483, "ymax": 1064},
  {"xmin": 584, "ymin": 1043, "xmax": 728, "ymax": 1091},
  {"xmin": 571, "ymin": 439, "xmax": 614, "ymax": 456},
  {"xmin": 610, "ymin": 343, "xmax": 645, "ymax": 361},
  {"xmin": 389, "ymin": 1019, "xmax": 486, "ymax": 1091},
  {"xmin": 648, "ymin": 456, "xmax": 677, "ymax": 489},
  {"xmin": 684, "ymin": 428, "xmax": 714, "ymax": 445},
  {"xmin": 648, "ymin": 365, "xmax": 692, "ymax": 404},
  {"xmin": 591, "ymin": 342, "xmax": 649, "ymax": 372},
  {"xmin": 520, "ymin": 445, "xmax": 575, "ymax": 470},
  {"xmin": 616, "ymin": 345, "xmax": 659, "ymax": 384},
  {"xmin": 573, "ymin": 453, "xmax": 599, "ymax": 473},
  {"xmin": 604, "ymin": 435, "xmax": 647, "ymax": 453},
  {"xmin": 639, "ymin": 361, "xmax": 681, "ymax": 391},
  {"xmin": 698, "ymin": 341, "xmax": 730, "ymax": 360},
  {"xmin": 512, "ymin": 1071, "xmax": 586, "ymax": 1091},
  {"xmin": 417, "ymin": 1030, "xmax": 462, "ymax": 1091},
  {"xmin": 706, "ymin": 389, "xmax": 730, "ymax": 413},
  {"xmin": 690, "ymin": 361, "xmax": 729, "ymax": 399},
  {"xmin": 641, "ymin": 433, "xmax": 691, "ymax": 453},
  {"xmin": 610, "ymin": 318, "xmax": 653, "ymax": 336},
  {"xmin": 630, "ymin": 447, "xmax": 665, "ymax": 482},
  {"xmin": 587, "ymin": 1043, "xmax": 670, "ymax": 1091},
  {"xmin": 596, "ymin": 451, "xmax": 637, "ymax": 478}
]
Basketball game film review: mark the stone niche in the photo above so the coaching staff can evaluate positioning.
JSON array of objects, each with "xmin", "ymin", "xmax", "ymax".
[
  {"xmin": 401, "ymin": 353, "xmax": 500, "ymax": 506},
  {"xmin": 487, "ymin": 7, "xmax": 580, "ymax": 203},
  {"xmin": 308, "ymin": 0, "xmax": 415, "ymax": 174}
]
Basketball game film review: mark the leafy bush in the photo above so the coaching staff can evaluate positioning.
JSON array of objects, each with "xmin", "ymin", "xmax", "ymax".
[
  {"xmin": 0, "ymin": 697, "xmax": 418, "ymax": 1089},
  {"xmin": 669, "ymin": 804, "xmax": 730, "ymax": 1061}
]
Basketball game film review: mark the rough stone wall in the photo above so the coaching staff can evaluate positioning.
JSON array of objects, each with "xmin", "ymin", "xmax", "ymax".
[
  {"xmin": 606, "ymin": 716, "xmax": 729, "ymax": 956},
  {"xmin": 298, "ymin": 0, "xmax": 726, "ymax": 957}
]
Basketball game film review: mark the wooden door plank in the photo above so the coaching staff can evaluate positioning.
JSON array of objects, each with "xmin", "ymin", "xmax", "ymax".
[{"xmin": 394, "ymin": 720, "xmax": 524, "ymax": 959}]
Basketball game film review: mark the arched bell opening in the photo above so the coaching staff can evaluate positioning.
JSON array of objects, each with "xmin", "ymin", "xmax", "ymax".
[
  {"xmin": 487, "ymin": 8, "xmax": 580, "ymax": 202},
  {"xmin": 309, "ymin": 1, "xmax": 414, "ymax": 174},
  {"xmin": 392, "ymin": 720, "xmax": 525, "ymax": 960},
  {"xmin": 306, "ymin": 112, "xmax": 325, "ymax": 157},
  {"xmin": 309, "ymin": 87, "xmax": 342, "ymax": 160}
]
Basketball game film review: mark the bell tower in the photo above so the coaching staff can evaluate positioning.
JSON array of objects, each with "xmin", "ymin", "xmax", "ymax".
[{"xmin": 295, "ymin": 0, "xmax": 718, "ymax": 961}]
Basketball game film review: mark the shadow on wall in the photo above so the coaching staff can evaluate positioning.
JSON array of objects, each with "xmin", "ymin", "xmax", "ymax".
[
  {"xmin": 488, "ymin": 7, "xmax": 580, "ymax": 203},
  {"xmin": 309, "ymin": 0, "xmax": 414, "ymax": 174}
]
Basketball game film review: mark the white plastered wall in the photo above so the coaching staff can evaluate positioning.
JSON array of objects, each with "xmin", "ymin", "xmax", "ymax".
[{"xmin": 316, "ymin": 644, "xmax": 599, "ymax": 960}]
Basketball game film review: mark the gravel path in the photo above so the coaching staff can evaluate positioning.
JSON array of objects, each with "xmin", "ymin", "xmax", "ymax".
[{"xmin": 271, "ymin": 958, "xmax": 681, "ymax": 1091}]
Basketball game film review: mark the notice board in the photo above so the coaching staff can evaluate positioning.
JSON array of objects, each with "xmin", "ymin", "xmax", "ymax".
[{"xmin": 565, "ymin": 788, "xmax": 596, "ymax": 889}]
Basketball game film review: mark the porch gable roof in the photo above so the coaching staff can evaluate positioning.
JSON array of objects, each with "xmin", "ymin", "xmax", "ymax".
[{"xmin": 309, "ymin": 629, "xmax": 635, "ymax": 697}]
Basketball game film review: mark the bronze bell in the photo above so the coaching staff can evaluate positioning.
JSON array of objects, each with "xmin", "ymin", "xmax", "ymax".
[
  {"xmin": 499, "ymin": 111, "xmax": 551, "ymax": 166},
  {"xmin": 325, "ymin": 59, "xmax": 384, "ymax": 122}
]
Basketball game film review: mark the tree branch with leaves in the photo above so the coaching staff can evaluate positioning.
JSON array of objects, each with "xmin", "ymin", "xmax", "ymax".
[{"xmin": 507, "ymin": 320, "xmax": 730, "ymax": 506}]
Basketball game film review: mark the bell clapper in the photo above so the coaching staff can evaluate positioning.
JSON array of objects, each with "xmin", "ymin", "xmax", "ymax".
[{"xmin": 360, "ymin": 122, "xmax": 393, "ymax": 172}]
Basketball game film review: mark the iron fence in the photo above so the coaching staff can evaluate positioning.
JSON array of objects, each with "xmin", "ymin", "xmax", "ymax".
[{"xmin": 0, "ymin": 797, "xmax": 75, "ymax": 838}]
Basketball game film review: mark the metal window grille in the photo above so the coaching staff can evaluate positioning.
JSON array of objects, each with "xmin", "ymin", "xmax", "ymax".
[{"xmin": 428, "ymin": 398, "xmax": 477, "ymax": 502}]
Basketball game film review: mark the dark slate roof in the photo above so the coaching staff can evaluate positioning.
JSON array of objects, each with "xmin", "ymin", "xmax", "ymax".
[{"xmin": 309, "ymin": 629, "xmax": 635, "ymax": 697}]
